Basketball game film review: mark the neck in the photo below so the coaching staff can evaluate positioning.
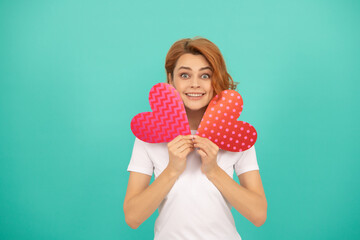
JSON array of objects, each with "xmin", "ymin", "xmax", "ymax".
[{"xmin": 186, "ymin": 106, "xmax": 208, "ymax": 130}]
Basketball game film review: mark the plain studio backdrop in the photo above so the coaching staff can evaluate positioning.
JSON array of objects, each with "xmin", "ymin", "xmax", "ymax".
[{"xmin": 0, "ymin": 0, "xmax": 359, "ymax": 239}]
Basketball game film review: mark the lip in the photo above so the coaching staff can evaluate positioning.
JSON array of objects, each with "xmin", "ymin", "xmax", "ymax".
[
  {"xmin": 185, "ymin": 92, "xmax": 206, "ymax": 100},
  {"xmin": 185, "ymin": 92, "xmax": 205, "ymax": 95}
]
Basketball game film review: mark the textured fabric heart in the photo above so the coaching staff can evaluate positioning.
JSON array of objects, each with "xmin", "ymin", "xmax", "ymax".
[
  {"xmin": 196, "ymin": 90, "xmax": 257, "ymax": 152},
  {"xmin": 131, "ymin": 83, "xmax": 191, "ymax": 143}
]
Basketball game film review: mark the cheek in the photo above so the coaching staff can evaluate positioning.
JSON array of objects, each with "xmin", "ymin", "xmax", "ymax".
[
  {"xmin": 207, "ymin": 83, "xmax": 214, "ymax": 98},
  {"xmin": 208, "ymin": 92, "xmax": 214, "ymax": 102},
  {"xmin": 172, "ymin": 78, "xmax": 186, "ymax": 91},
  {"xmin": 171, "ymin": 80, "xmax": 180, "ymax": 92},
  {"xmin": 209, "ymin": 91, "xmax": 214, "ymax": 99}
]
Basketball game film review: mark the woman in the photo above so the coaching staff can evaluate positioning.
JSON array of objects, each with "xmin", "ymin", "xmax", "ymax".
[{"xmin": 124, "ymin": 37, "xmax": 267, "ymax": 240}]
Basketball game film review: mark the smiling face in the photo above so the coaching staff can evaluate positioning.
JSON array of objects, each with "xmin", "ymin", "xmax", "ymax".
[{"xmin": 169, "ymin": 53, "xmax": 214, "ymax": 112}]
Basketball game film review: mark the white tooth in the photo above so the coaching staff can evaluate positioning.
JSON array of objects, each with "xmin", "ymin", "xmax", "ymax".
[{"xmin": 187, "ymin": 94, "xmax": 203, "ymax": 97}]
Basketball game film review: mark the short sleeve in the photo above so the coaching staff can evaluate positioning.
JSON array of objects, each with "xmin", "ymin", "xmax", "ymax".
[
  {"xmin": 234, "ymin": 145, "xmax": 259, "ymax": 176},
  {"xmin": 127, "ymin": 137, "xmax": 154, "ymax": 176}
]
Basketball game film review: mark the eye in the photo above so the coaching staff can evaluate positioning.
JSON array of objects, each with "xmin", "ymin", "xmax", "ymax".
[
  {"xmin": 201, "ymin": 74, "xmax": 211, "ymax": 79},
  {"xmin": 180, "ymin": 73, "xmax": 190, "ymax": 79}
]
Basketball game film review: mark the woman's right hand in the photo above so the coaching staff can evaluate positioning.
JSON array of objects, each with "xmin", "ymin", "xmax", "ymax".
[{"xmin": 167, "ymin": 135, "xmax": 194, "ymax": 176}]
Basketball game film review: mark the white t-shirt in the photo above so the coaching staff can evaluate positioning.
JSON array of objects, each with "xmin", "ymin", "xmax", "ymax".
[{"xmin": 127, "ymin": 130, "xmax": 260, "ymax": 240}]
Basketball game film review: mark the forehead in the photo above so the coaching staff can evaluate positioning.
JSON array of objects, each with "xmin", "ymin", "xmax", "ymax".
[{"xmin": 175, "ymin": 53, "xmax": 211, "ymax": 70}]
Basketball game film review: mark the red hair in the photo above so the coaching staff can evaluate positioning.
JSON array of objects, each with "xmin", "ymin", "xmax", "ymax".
[{"xmin": 165, "ymin": 37, "xmax": 237, "ymax": 95}]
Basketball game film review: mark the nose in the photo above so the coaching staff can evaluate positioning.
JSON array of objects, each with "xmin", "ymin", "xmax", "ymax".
[{"xmin": 190, "ymin": 76, "xmax": 200, "ymax": 88}]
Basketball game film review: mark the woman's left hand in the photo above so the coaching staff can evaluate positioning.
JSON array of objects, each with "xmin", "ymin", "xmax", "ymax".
[{"xmin": 193, "ymin": 135, "xmax": 220, "ymax": 176}]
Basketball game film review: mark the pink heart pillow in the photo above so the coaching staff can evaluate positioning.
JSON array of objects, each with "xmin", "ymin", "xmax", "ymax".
[{"xmin": 130, "ymin": 83, "xmax": 191, "ymax": 143}]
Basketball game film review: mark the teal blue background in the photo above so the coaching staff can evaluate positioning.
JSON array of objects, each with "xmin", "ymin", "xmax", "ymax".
[{"xmin": 1, "ymin": 0, "xmax": 359, "ymax": 239}]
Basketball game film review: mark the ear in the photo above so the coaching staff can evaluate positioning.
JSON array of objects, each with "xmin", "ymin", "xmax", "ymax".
[{"xmin": 168, "ymin": 73, "xmax": 174, "ymax": 86}]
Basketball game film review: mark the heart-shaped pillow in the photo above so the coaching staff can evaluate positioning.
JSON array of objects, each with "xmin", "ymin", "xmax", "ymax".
[
  {"xmin": 130, "ymin": 83, "xmax": 191, "ymax": 143},
  {"xmin": 197, "ymin": 90, "xmax": 257, "ymax": 152}
]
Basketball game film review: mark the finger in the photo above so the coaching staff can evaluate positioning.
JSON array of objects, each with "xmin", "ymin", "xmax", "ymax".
[
  {"xmin": 181, "ymin": 147, "xmax": 194, "ymax": 158},
  {"xmin": 184, "ymin": 134, "xmax": 195, "ymax": 139},
  {"xmin": 193, "ymin": 136, "xmax": 218, "ymax": 152},
  {"xmin": 171, "ymin": 140, "xmax": 194, "ymax": 152},
  {"xmin": 193, "ymin": 135, "xmax": 210, "ymax": 145},
  {"xmin": 169, "ymin": 135, "xmax": 194, "ymax": 147},
  {"xmin": 176, "ymin": 143, "xmax": 194, "ymax": 154},
  {"xmin": 197, "ymin": 148, "xmax": 207, "ymax": 158},
  {"xmin": 177, "ymin": 138, "xmax": 194, "ymax": 145},
  {"xmin": 193, "ymin": 135, "xmax": 215, "ymax": 146},
  {"xmin": 194, "ymin": 141, "xmax": 212, "ymax": 155},
  {"xmin": 195, "ymin": 141, "xmax": 219, "ymax": 157},
  {"xmin": 168, "ymin": 135, "xmax": 185, "ymax": 146}
]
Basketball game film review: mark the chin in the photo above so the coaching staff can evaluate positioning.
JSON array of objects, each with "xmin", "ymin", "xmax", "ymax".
[{"xmin": 185, "ymin": 104, "xmax": 209, "ymax": 112}]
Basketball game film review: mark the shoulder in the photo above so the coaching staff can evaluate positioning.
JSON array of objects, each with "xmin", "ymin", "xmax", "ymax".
[
  {"xmin": 218, "ymin": 145, "xmax": 256, "ymax": 161},
  {"xmin": 133, "ymin": 137, "xmax": 168, "ymax": 153}
]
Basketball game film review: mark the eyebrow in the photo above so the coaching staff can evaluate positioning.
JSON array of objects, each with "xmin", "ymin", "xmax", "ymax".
[{"xmin": 178, "ymin": 66, "xmax": 213, "ymax": 71}]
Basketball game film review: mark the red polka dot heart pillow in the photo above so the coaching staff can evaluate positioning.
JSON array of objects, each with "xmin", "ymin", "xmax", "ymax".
[
  {"xmin": 130, "ymin": 83, "xmax": 257, "ymax": 152},
  {"xmin": 196, "ymin": 90, "xmax": 257, "ymax": 152}
]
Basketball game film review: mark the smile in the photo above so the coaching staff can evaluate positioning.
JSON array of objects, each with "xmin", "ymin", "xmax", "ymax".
[{"xmin": 185, "ymin": 93, "xmax": 205, "ymax": 97}]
